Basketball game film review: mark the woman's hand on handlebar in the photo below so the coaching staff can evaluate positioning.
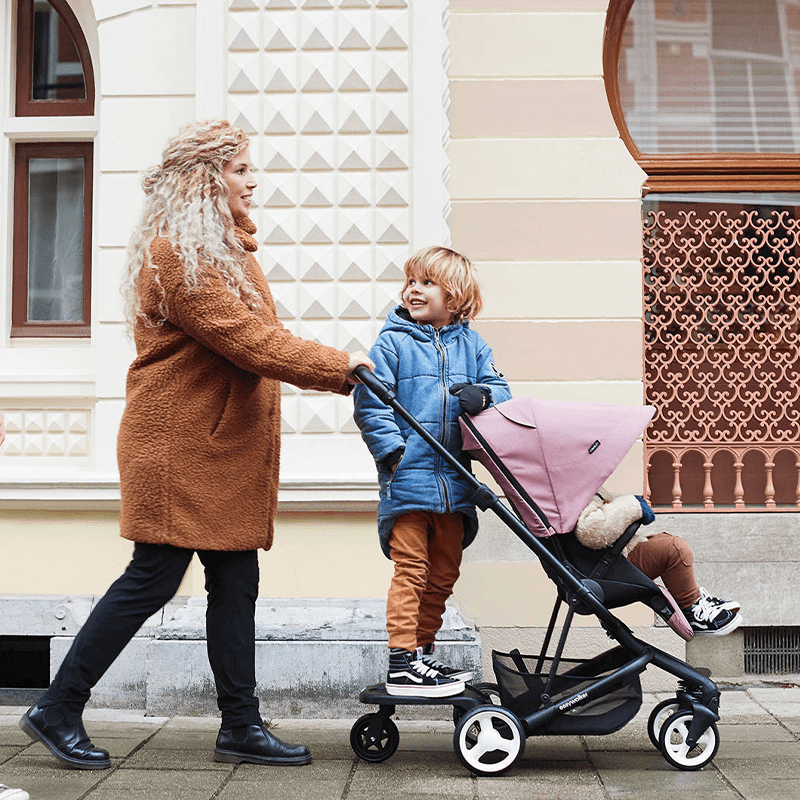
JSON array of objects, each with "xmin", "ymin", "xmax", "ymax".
[{"xmin": 346, "ymin": 351, "xmax": 375, "ymax": 384}]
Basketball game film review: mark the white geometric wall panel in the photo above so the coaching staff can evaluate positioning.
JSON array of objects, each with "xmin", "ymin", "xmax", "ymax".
[
  {"xmin": 225, "ymin": 0, "xmax": 448, "ymax": 448},
  {"xmin": 0, "ymin": 410, "xmax": 90, "ymax": 458}
]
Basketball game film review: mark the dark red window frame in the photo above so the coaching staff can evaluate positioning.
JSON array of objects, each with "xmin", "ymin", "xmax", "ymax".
[
  {"xmin": 12, "ymin": 142, "xmax": 93, "ymax": 338},
  {"xmin": 15, "ymin": 0, "xmax": 95, "ymax": 117}
]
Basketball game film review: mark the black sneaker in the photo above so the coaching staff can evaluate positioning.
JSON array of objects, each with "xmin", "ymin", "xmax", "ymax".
[
  {"xmin": 682, "ymin": 593, "xmax": 743, "ymax": 637},
  {"xmin": 698, "ymin": 586, "xmax": 741, "ymax": 614},
  {"xmin": 385, "ymin": 647, "xmax": 465, "ymax": 697},
  {"xmin": 420, "ymin": 643, "xmax": 473, "ymax": 682}
]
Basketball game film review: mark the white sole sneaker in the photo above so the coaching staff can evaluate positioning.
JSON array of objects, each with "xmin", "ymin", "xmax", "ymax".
[
  {"xmin": 693, "ymin": 611, "xmax": 743, "ymax": 637},
  {"xmin": 385, "ymin": 679, "xmax": 466, "ymax": 698}
]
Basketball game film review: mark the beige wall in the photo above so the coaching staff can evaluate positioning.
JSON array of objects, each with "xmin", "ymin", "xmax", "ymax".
[
  {"xmin": 445, "ymin": 0, "xmax": 650, "ymax": 629},
  {"xmin": 0, "ymin": 510, "xmax": 390, "ymax": 598}
]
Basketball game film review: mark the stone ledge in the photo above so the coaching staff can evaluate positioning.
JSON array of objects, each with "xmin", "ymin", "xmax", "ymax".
[{"xmin": 45, "ymin": 597, "xmax": 481, "ymax": 718}]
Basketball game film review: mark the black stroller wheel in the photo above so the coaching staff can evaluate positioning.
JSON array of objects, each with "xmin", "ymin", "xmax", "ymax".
[
  {"xmin": 453, "ymin": 705, "xmax": 525, "ymax": 776},
  {"xmin": 453, "ymin": 682, "xmax": 502, "ymax": 726},
  {"xmin": 647, "ymin": 698, "xmax": 680, "ymax": 749},
  {"xmin": 658, "ymin": 710, "xmax": 719, "ymax": 770},
  {"xmin": 350, "ymin": 713, "xmax": 400, "ymax": 763}
]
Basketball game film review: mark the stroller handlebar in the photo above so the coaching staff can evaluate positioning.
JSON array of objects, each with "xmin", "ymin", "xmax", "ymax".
[{"xmin": 354, "ymin": 365, "xmax": 395, "ymax": 404}]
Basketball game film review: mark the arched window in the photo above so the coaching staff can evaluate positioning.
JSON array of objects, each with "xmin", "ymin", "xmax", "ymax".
[
  {"xmin": 12, "ymin": 0, "xmax": 95, "ymax": 337},
  {"xmin": 605, "ymin": 0, "xmax": 800, "ymax": 511},
  {"xmin": 15, "ymin": 0, "xmax": 95, "ymax": 116}
]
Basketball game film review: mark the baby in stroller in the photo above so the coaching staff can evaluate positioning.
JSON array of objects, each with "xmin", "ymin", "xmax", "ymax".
[{"xmin": 575, "ymin": 488, "xmax": 741, "ymax": 636}]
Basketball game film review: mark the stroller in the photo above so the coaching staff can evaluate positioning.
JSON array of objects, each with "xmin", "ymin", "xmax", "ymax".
[{"xmin": 349, "ymin": 368, "xmax": 721, "ymax": 776}]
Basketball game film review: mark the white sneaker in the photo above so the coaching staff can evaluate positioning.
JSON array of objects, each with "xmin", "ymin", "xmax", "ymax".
[
  {"xmin": 699, "ymin": 586, "xmax": 741, "ymax": 614},
  {"xmin": 0, "ymin": 785, "xmax": 30, "ymax": 800},
  {"xmin": 683, "ymin": 592, "xmax": 743, "ymax": 637}
]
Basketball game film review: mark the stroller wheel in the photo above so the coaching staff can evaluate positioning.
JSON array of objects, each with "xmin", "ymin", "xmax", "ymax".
[
  {"xmin": 473, "ymin": 682, "xmax": 502, "ymax": 704},
  {"xmin": 647, "ymin": 699, "xmax": 680, "ymax": 749},
  {"xmin": 658, "ymin": 710, "xmax": 719, "ymax": 771},
  {"xmin": 350, "ymin": 713, "xmax": 400, "ymax": 763},
  {"xmin": 453, "ymin": 705, "xmax": 525, "ymax": 776},
  {"xmin": 453, "ymin": 683, "xmax": 501, "ymax": 726}
]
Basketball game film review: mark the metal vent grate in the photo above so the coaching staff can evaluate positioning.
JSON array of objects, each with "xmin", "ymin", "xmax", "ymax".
[{"xmin": 744, "ymin": 627, "xmax": 800, "ymax": 674}]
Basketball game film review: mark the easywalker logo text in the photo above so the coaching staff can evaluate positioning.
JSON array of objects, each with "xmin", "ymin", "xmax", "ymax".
[{"xmin": 558, "ymin": 692, "xmax": 589, "ymax": 711}]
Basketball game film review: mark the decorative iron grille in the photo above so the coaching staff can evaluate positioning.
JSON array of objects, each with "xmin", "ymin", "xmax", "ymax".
[{"xmin": 643, "ymin": 196, "xmax": 800, "ymax": 510}]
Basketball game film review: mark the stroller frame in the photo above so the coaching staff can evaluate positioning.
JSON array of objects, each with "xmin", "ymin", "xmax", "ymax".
[{"xmin": 350, "ymin": 367, "xmax": 721, "ymax": 775}]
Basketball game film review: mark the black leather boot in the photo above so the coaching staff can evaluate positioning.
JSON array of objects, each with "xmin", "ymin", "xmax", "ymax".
[
  {"xmin": 214, "ymin": 723, "xmax": 312, "ymax": 765},
  {"xmin": 19, "ymin": 702, "xmax": 111, "ymax": 770}
]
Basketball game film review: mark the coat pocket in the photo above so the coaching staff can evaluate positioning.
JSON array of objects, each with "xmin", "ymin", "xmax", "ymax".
[{"xmin": 209, "ymin": 383, "xmax": 233, "ymax": 438}]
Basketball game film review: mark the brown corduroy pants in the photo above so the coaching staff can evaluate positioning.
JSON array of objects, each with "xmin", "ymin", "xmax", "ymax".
[
  {"xmin": 386, "ymin": 510, "xmax": 464, "ymax": 651},
  {"xmin": 627, "ymin": 532, "xmax": 700, "ymax": 609}
]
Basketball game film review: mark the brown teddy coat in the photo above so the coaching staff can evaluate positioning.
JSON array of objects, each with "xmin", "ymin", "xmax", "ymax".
[{"xmin": 117, "ymin": 217, "xmax": 350, "ymax": 551}]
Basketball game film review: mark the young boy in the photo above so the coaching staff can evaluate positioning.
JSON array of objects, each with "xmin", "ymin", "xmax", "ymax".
[{"xmin": 354, "ymin": 246, "xmax": 511, "ymax": 697}]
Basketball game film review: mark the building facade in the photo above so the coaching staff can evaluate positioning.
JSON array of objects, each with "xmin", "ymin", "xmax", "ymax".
[{"xmin": 1, "ymin": 0, "xmax": 796, "ymax": 711}]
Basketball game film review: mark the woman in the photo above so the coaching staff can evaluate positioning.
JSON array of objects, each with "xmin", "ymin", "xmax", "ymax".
[{"xmin": 19, "ymin": 120, "xmax": 374, "ymax": 770}]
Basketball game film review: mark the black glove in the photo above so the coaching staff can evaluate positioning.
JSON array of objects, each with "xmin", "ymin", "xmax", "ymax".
[{"xmin": 449, "ymin": 383, "xmax": 491, "ymax": 415}]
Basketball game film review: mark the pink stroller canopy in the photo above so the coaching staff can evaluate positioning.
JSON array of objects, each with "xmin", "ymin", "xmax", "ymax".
[{"xmin": 461, "ymin": 397, "xmax": 655, "ymax": 537}]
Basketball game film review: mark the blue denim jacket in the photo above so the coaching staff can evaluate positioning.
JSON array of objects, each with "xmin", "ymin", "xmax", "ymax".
[{"xmin": 353, "ymin": 306, "xmax": 511, "ymax": 557}]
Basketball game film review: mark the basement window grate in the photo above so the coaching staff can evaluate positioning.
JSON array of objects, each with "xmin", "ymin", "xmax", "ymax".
[
  {"xmin": 0, "ymin": 635, "xmax": 50, "ymax": 705},
  {"xmin": 744, "ymin": 627, "xmax": 800, "ymax": 674}
]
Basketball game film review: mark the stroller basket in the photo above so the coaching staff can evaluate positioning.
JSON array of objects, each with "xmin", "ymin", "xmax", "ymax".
[{"xmin": 492, "ymin": 647, "xmax": 642, "ymax": 735}]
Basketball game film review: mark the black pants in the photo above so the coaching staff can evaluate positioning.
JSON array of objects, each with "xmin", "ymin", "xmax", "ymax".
[{"xmin": 39, "ymin": 542, "xmax": 261, "ymax": 728}]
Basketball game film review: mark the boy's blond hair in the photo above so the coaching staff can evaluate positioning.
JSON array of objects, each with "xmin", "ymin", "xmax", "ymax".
[{"xmin": 402, "ymin": 246, "xmax": 483, "ymax": 321}]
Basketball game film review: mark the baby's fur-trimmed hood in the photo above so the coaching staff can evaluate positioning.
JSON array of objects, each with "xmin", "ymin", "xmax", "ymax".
[{"xmin": 574, "ymin": 488, "xmax": 647, "ymax": 556}]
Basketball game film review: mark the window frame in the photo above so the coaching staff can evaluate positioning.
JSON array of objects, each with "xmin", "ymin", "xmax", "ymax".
[
  {"xmin": 603, "ymin": 0, "xmax": 800, "ymax": 192},
  {"xmin": 15, "ymin": 0, "xmax": 95, "ymax": 117},
  {"xmin": 12, "ymin": 141, "xmax": 93, "ymax": 338}
]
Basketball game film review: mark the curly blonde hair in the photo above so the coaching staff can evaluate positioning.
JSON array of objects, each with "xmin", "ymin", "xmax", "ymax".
[
  {"xmin": 123, "ymin": 119, "xmax": 260, "ymax": 328},
  {"xmin": 402, "ymin": 246, "xmax": 483, "ymax": 321}
]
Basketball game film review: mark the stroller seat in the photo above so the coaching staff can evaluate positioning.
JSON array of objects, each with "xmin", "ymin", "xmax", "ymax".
[{"xmin": 541, "ymin": 525, "xmax": 694, "ymax": 641}]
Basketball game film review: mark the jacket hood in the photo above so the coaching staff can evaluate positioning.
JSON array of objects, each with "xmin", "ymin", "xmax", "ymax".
[{"xmin": 381, "ymin": 305, "xmax": 470, "ymax": 342}]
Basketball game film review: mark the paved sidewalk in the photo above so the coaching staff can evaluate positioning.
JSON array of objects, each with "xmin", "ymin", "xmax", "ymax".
[{"xmin": 1, "ymin": 686, "xmax": 799, "ymax": 800}]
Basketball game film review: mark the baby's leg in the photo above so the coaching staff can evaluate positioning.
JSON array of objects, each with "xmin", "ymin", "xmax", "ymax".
[{"xmin": 628, "ymin": 532, "xmax": 700, "ymax": 609}]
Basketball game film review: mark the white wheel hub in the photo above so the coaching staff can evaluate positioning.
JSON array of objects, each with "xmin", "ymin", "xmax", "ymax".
[{"xmin": 454, "ymin": 706, "xmax": 524, "ymax": 775}]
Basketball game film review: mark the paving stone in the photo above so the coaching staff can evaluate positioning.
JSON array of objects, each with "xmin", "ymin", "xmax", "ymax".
[
  {"xmin": 0, "ymin": 757, "xmax": 105, "ymax": 800},
  {"xmin": 475, "ymin": 773, "xmax": 606, "ymax": 800},
  {"xmin": 224, "ymin": 758, "xmax": 353, "ymax": 799},
  {"xmin": 720, "ymin": 776, "xmax": 800, "ymax": 800},
  {"xmin": 0, "ymin": 742, "xmax": 25, "ymax": 757},
  {"xmin": 714, "ymin": 754, "xmax": 800, "ymax": 777},
  {"xmin": 94, "ymin": 737, "xmax": 153, "ymax": 759},
  {"xmin": 782, "ymin": 717, "xmax": 800, "ymax": 734},
  {"xmin": 716, "ymin": 722, "xmax": 796, "ymax": 741},
  {"xmin": 139, "ymin": 728, "xmax": 218, "ymax": 750},
  {"xmin": 588, "ymin": 749, "xmax": 684, "ymax": 771},
  {"xmin": 0, "ymin": 726, "xmax": 31, "ymax": 747},
  {"xmin": 719, "ymin": 690, "xmax": 769, "ymax": 716},
  {"xmin": 597, "ymin": 762, "xmax": 731, "ymax": 797},
  {"xmin": 120, "ymin": 748, "xmax": 232, "ymax": 771},
  {"xmin": 78, "ymin": 768, "xmax": 227, "ymax": 799}
]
